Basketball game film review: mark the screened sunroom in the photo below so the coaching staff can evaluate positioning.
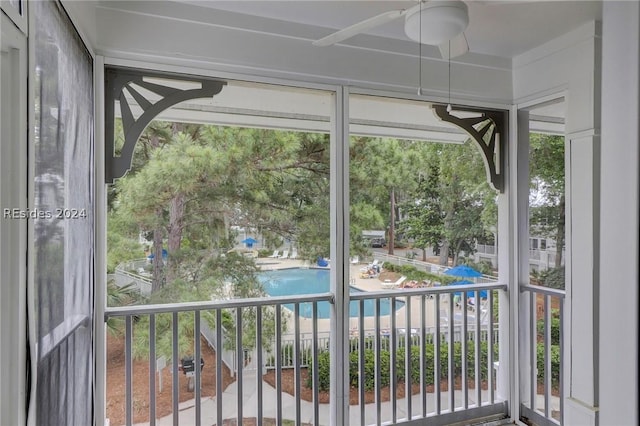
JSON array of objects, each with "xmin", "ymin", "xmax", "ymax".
[{"xmin": 0, "ymin": 1, "xmax": 637, "ymax": 426}]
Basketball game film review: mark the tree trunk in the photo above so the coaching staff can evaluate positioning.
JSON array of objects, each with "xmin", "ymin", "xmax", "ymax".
[
  {"xmin": 388, "ymin": 188, "xmax": 395, "ymax": 255},
  {"xmin": 422, "ymin": 248, "xmax": 427, "ymax": 262},
  {"xmin": 151, "ymin": 216, "xmax": 164, "ymax": 293},
  {"xmin": 439, "ymin": 241, "xmax": 450, "ymax": 266},
  {"xmin": 554, "ymin": 195, "xmax": 565, "ymax": 268},
  {"xmin": 439, "ymin": 206, "xmax": 454, "ymax": 266},
  {"xmin": 453, "ymin": 239, "xmax": 463, "ymax": 266},
  {"xmin": 166, "ymin": 193, "xmax": 186, "ymax": 283}
]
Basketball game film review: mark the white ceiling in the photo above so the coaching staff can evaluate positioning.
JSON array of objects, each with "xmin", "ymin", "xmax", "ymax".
[
  {"xmin": 66, "ymin": 0, "xmax": 590, "ymax": 133},
  {"xmin": 176, "ymin": 0, "xmax": 602, "ymax": 58}
]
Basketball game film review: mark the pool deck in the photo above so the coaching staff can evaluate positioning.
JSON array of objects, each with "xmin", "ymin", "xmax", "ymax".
[{"xmin": 256, "ymin": 257, "xmax": 452, "ymax": 335}]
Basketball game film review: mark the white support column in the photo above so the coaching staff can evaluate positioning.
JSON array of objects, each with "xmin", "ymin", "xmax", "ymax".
[
  {"xmin": 0, "ymin": 14, "xmax": 28, "ymax": 426},
  {"xmin": 512, "ymin": 21, "xmax": 602, "ymax": 426},
  {"xmin": 509, "ymin": 109, "xmax": 535, "ymax": 419},
  {"xmin": 599, "ymin": 2, "xmax": 639, "ymax": 425},
  {"xmin": 94, "ymin": 55, "xmax": 107, "ymax": 426},
  {"xmin": 564, "ymin": 130, "xmax": 600, "ymax": 425},
  {"xmin": 329, "ymin": 86, "xmax": 350, "ymax": 426}
]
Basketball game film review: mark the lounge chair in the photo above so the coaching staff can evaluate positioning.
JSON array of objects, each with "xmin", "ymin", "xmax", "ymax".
[
  {"xmin": 350, "ymin": 256, "xmax": 359, "ymax": 264},
  {"xmin": 290, "ymin": 250, "xmax": 298, "ymax": 259},
  {"xmin": 360, "ymin": 259, "xmax": 378, "ymax": 272},
  {"xmin": 381, "ymin": 275, "xmax": 406, "ymax": 289},
  {"xmin": 267, "ymin": 250, "xmax": 279, "ymax": 258},
  {"xmin": 280, "ymin": 250, "xmax": 289, "ymax": 259}
]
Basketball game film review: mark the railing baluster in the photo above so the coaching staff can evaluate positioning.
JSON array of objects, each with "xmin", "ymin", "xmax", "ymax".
[
  {"xmin": 390, "ymin": 296, "xmax": 397, "ymax": 423},
  {"xmin": 275, "ymin": 304, "xmax": 282, "ymax": 424},
  {"xmin": 475, "ymin": 291, "xmax": 481, "ymax": 407},
  {"xmin": 149, "ymin": 314, "xmax": 156, "ymax": 426},
  {"xmin": 125, "ymin": 316, "xmax": 133, "ymax": 426},
  {"xmin": 530, "ymin": 291, "xmax": 536, "ymax": 412},
  {"xmin": 448, "ymin": 293, "xmax": 454, "ymax": 413},
  {"xmin": 559, "ymin": 298, "xmax": 564, "ymax": 425},
  {"xmin": 294, "ymin": 303, "xmax": 301, "ymax": 425},
  {"xmin": 434, "ymin": 294, "xmax": 441, "ymax": 415},
  {"xmin": 488, "ymin": 290, "xmax": 494, "ymax": 404},
  {"xmin": 236, "ymin": 307, "xmax": 243, "ymax": 425},
  {"xmin": 358, "ymin": 300, "xmax": 365, "ymax": 426},
  {"xmin": 256, "ymin": 307, "xmax": 263, "ymax": 426},
  {"xmin": 462, "ymin": 293, "xmax": 468, "ymax": 409},
  {"xmin": 544, "ymin": 295, "xmax": 551, "ymax": 418},
  {"xmin": 172, "ymin": 312, "xmax": 179, "ymax": 426},
  {"xmin": 312, "ymin": 302, "xmax": 320, "ymax": 426},
  {"xmin": 194, "ymin": 311, "xmax": 202, "ymax": 426},
  {"xmin": 374, "ymin": 298, "xmax": 382, "ymax": 426},
  {"xmin": 216, "ymin": 309, "xmax": 223, "ymax": 426},
  {"xmin": 405, "ymin": 294, "xmax": 412, "ymax": 420},
  {"xmin": 420, "ymin": 294, "xmax": 427, "ymax": 417}
]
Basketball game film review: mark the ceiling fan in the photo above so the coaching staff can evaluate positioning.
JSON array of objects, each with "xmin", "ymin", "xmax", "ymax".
[{"xmin": 312, "ymin": 0, "xmax": 470, "ymax": 59}]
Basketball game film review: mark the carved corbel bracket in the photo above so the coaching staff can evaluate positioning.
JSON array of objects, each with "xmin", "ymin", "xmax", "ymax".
[
  {"xmin": 105, "ymin": 67, "xmax": 226, "ymax": 183},
  {"xmin": 433, "ymin": 105, "xmax": 507, "ymax": 192}
]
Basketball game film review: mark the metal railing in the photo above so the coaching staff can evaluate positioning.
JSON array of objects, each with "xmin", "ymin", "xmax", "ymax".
[
  {"xmin": 519, "ymin": 284, "xmax": 565, "ymax": 426},
  {"xmin": 347, "ymin": 283, "xmax": 508, "ymax": 425},
  {"xmin": 475, "ymin": 244, "xmax": 496, "ymax": 255},
  {"xmin": 104, "ymin": 283, "xmax": 509, "ymax": 426}
]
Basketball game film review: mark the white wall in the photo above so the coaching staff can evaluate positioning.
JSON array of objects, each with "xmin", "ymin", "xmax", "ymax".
[
  {"xmin": 599, "ymin": 2, "xmax": 639, "ymax": 425},
  {"xmin": 513, "ymin": 21, "xmax": 602, "ymax": 424}
]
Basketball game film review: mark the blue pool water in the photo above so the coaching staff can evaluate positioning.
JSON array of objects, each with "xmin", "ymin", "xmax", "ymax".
[{"xmin": 258, "ymin": 268, "xmax": 404, "ymax": 319}]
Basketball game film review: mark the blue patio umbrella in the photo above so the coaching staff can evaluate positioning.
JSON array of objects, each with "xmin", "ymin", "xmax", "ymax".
[
  {"xmin": 444, "ymin": 264, "xmax": 483, "ymax": 278},
  {"xmin": 147, "ymin": 249, "xmax": 168, "ymax": 260},
  {"xmin": 450, "ymin": 280, "xmax": 488, "ymax": 298},
  {"xmin": 241, "ymin": 237, "xmax": 258, "ymax": 248}
]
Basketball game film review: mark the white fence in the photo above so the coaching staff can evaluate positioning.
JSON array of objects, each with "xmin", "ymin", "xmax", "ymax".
[
  {"xmin": 372, "ymin": 252, "xmax": 498, "ymax": 284},
  {"xmin": 265, "ymin": 324, "xmax": 500, "ymax": 369}
]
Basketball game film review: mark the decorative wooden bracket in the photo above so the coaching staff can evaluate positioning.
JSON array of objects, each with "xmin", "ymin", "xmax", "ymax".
[
  {"xmin": 105, "ymin": 67, "xmax": 226, "ymax": 183},
  {"xmin": 433, "ymin": 105, "xmax": 507, "ymax": 192}
]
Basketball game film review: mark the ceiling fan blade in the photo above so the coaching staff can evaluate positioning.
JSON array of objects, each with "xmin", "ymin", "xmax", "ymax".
[
  {"xmin": 438, "ymin": 32, "xmax": 469, "ymax": 59},
  {"xmin": 312, "ymin": 8, "xmax": 410, "ymax": 47}
]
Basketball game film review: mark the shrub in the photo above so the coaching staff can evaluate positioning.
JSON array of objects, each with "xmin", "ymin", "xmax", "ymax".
[
  {"xmin": 536, "ymin": 344, "xmax": 561, "ymax": 387},
  {"xmin": 536, "ymin": 316, "xmax": 561, "ymax": 345},
  {"xmin": 308, "ymin": 340, "xmax": 497, "ymax": 392}
]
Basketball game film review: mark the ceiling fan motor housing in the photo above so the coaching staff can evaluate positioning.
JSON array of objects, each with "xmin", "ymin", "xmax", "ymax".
[{"xmin": 404, "ymin": 0, "xmax": 469, "ymax": 45}]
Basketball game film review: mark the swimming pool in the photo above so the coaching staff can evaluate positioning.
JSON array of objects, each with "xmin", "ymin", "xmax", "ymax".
[{"xmin": 258, "ymin": 268, "xmax": 404, "ymax": 319}]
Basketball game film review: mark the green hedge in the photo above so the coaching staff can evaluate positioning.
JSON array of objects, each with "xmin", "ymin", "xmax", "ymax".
[
  {"xmin": 308, "ymin": 340, "xmax": 497, "ymax": 392},
  {"xmin": 381, "ymin": 263, "xmax": 455, "ymax": 284},
  {"xmin": 536, "ymin": 344, "xmax": 561, "ymax": 387},
  {"xmin": 536, "ymin": 316, "xmax": 561, "ymax": 345}
]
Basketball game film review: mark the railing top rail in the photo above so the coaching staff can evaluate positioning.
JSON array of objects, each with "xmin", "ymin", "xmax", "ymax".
[
  {"xmin": 114, "ymin": 258, "xmax": 149, "ymax": 270},
  {"xmin": 114, "ymin": 268, "xmax": 152, "ymax": 284},
  {"xmin": 350, "ymin": 282, "xmax": 508, "ymax": 300},
  {"xmin": 104, "ymin": 292, "xmax": 334, "ymax": 318},
  {"xmin": 520, "ymin": 283, "xmax": 566, "ymax": 298}
]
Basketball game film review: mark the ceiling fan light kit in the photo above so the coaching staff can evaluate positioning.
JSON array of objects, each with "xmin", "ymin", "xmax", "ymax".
[{"xmin": 404, "ymin": 0, "xmax": 469, "ymax": 46}]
